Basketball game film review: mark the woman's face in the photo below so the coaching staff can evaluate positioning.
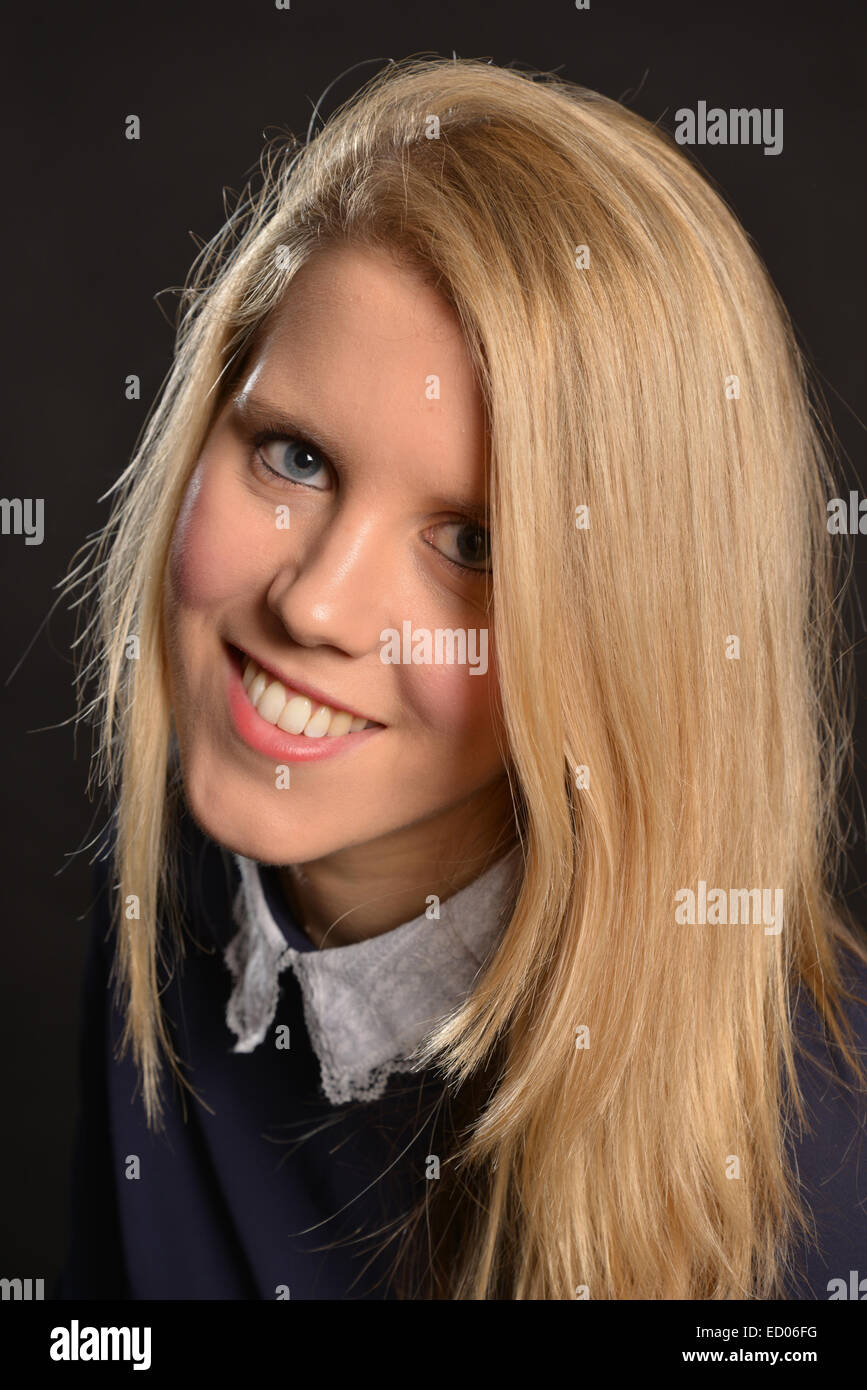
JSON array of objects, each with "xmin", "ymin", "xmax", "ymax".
[{"xmin": 164, "ymin": 242, "xmax": 510, "ymax": 865}]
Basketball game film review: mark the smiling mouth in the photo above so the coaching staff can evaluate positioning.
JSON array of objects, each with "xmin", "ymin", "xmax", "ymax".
[{"xmin": 237, "ymin": 651, "xmax": 380, "ymax": 739}]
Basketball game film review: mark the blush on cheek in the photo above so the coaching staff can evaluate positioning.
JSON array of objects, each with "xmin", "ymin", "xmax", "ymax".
[
  {"xmin": 168, "ymin": 459, "xmax": 258, "ymax": 610},
  {"xmin": 404, "ymin": 656, "xmax": 500, "ymax": 739}
]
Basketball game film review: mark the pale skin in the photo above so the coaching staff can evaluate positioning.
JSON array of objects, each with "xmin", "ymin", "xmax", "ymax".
[{"xmin": 165, "ymin": 242, "xmax": 517, "ymax": 947}]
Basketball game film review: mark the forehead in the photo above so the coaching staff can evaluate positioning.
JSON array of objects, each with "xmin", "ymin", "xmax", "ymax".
[
  {"xmin": 239, "ymin": 243, "xmax": 487, "ymax": 494},
  {"xmin": 267, "ymin": 241, "xmax": 460, "ymax": 340}
]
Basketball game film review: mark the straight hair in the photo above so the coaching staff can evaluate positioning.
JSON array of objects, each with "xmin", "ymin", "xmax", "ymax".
[{"xmin": 67, "ymin": 55, "xmax": 867, "ymax": 1298}]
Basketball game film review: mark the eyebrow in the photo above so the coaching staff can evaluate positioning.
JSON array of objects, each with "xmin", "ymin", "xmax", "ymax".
[
  {"xmin": 232, "ymin": 390, "xmax": 490, "ymax": 524},
  {"xmin": 232, "ymin": 391, "xmax": 348, "ymax": 471}
]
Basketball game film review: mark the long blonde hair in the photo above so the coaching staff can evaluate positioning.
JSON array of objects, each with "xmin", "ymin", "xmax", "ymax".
[{"xmin": 67, "ymin": 54, "xmax": 867, "ymax": 1298}]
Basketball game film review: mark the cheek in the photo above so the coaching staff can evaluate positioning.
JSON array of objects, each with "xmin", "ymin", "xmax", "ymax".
[
  {"xmin": 402, "ymin": 638, "xmax": 504, "ymax": 745},
  {"xmin": 168, "ymin": 460, "xmax": 258, "ymax": 613}
]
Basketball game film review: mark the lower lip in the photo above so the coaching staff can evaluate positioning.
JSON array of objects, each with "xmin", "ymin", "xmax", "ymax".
[{"xmin": 225, "ymin": 646, "xmax": 384, "ymax": 763}]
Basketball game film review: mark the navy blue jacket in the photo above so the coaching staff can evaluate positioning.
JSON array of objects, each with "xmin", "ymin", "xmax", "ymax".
[{"xmin": 54, "ymin": 810, "xmax": 867, "ymax": 1300}]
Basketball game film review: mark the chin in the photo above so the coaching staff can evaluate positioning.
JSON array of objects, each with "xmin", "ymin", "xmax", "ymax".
[{"xmin": 176, "ymin": 765, "xmax": 357, "ymax": 866}]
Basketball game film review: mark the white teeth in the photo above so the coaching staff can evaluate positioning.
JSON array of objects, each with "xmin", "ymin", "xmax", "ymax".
[
  {"xmin": 257, "ymin": 681, "xmax": 288, "ymax": 725},
  {"xmin": 277, "ymin": 695, "xmax": 312, "ymax": 735},
  {"xmin": 248, "ymin": 671, "xmax": 268, "ymax": 706},
  {"xmin": 240, "ymin": 656, "xmax": 375, "ymax": 738},
  {"xmin": 326, "ymin": 711, "xmax": 353, "ymax": 738},
  {"xmin": 303, "ymin": 705, "xmax": 332, "ymax": 738}
]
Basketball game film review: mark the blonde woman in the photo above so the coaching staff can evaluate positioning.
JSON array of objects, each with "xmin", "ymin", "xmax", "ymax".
[{"xmin": 55, "ymin": 55, "xmax": 867, "ymax": 1300}]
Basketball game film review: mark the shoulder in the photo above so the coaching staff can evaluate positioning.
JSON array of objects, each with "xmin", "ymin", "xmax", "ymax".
[
  {"xmin": 87, "ymin": 799, "xmax": 240, "ymax": 959},
  {"xmin": 793, "ymin": 941, "xmax": 867, "ymax": 1088},
  {"xmin": 786, "ymin": 942, "xmax": 867, "ymax": 1299}
]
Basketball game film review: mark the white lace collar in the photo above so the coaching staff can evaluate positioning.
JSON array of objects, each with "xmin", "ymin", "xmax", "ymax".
[{"xmin": 223, "ymin": 846, "xmax": 522, "ymax": 1105}]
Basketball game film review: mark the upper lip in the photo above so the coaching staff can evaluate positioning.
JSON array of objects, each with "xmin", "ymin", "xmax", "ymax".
[{"xmin": 230, "ymin": 643, "xmax": 384, "ymax": 726}]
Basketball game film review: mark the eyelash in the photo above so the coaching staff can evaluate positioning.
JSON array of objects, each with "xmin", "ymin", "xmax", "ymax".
[{"xmin": 248, "ymin": 427, "xmax": 491, "ymax": 577}]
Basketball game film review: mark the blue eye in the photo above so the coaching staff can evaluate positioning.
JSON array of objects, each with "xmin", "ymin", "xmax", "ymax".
[{"xmin": 255, "ymin": 434, "xmax": 330, "ymax": 490}]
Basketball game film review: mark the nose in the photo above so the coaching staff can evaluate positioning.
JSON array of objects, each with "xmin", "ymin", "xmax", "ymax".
[{"xmin": 265, "ymin": 503, "xmax": 395, "ymax": 656}]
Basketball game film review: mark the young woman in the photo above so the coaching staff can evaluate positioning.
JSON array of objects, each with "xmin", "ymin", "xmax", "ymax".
[{"xmin": 55, "ymin": 55, "xmax": 867, "ymax": 1300}]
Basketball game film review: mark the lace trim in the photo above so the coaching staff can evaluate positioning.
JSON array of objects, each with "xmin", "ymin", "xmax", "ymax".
[
  {"xmin": 224, "ymin": 877, "xmax": 422, "ymax": 1103},
  {"xmin": 224, "ymin": 879, "xmax": 292, "ymax": 1053},
  {"xmin": 223, "ymin": 847, "xmax": 521, "ymax": 1106},
  {"xmin": 297, "ymin": 970, "xmax": 423, "ymax": 1104}
]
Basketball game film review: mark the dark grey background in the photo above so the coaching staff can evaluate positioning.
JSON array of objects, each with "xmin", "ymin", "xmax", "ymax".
[{"xmin": 2, "ymin": 0, "xmax": 865, "ymax": 1286}]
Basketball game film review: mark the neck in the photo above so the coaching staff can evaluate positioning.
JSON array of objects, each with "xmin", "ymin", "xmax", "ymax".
[{"xmin": 278, "ymin": 776, "xmax": 517, "ymax": 949}]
